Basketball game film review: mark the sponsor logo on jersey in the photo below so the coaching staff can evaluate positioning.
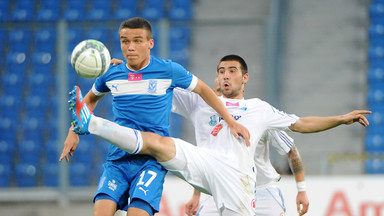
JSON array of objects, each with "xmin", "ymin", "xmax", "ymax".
[
  {"xmin": 128, "ymin": 72, "xmax": 142, "ymax": 81},
  {"xmin": 108, "ymin": 179, "xmax": 117, "ymax": 191},
  {"xmin": 226, "ymin": 101, "xmax": 239, "ymax": 107},
  {"xmin": 211, "ymin": 124, "xmax": 223, "ymax": 136},
  {"xmin": 148, "ymin": 80, "xmax": 158, "ymax": 94},
  {"xmin": 218, "ymin": 115, "xmax": 242, "ymax": 122},
  {"xmin": 209, "ymin": 115, "xmax": 218, "ymax": 126}
]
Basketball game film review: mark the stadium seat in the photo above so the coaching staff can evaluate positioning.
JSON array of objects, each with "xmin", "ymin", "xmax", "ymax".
[
  {"xmin": 8, "ymin": 28, "xmax": 32, "ymax": 52},
  {"xmin": 0, "ymin": 139, "xmax": 15, "ymax": 164},
  {"xmin": 15, "ymin": 163, "xmax": 38, "ymax": 187},
  {"xmin": 170, "ymin": 26, "xmax": 191, "ymax": 43},
  {"xmin": 366, "ymin": 134, "xmax": 384, "ymax": 153},
  {"xmin": 0, "ymin": 0, "xmax": 10, "ymax": 22},
  {"xmin": 367, "ymin": 88, "xmax": 384, "ymax": 106},
  {"xmin": 18, "ymin": 139, "xmax": 43, "ymax": 164},
  {"xmin": 63, "ymin": 0, "xmax": 86, "ymax": 21},
  {"xmin": 70, "ymin": 138, "xmax": 95, "ymax": 164},
  {"xmin": 86, "ymin": 27, "xmax": 110, "ymax": 45},
  {"xmin": 70, "ymin": 162, "xmax": 92, "ymax": 186},
  {"xmin": 2, "ymin": 73, "xmax": 25, "ymax": 97},
  {"xmin": 0, "ymin": 164, "xmax": 12, "ymax": 187},
  {"xmin": 142, "ymin": 0, "xmax": 165, "ymax": 21},
  {"xmin": 35, "ymin": 28, "xmax": 56, "ymax": 52},
  {"xmin": 42, "ymin": 163, "xmax": 58, "ymax": 187},
  {"xmin": 21, "ymin": 117, "xmax": 44, "ymax": 141},
  {"xmin": 168, "ymin": 0, "xmax": 193, "ymax": 21},
  {"xmin": 368, "ymin": 46, "xmax": 384, "ymax": 67},
  {"xmin": 11, "ymin": 0, "xmax": 36, "ymax": 21},
  {"xmin": 370, "ymin": 3, "xmax": 384, "ymax": 25},
  {"xmin": 115, "ymin": 0, "xmax": 139, "ymax": 20},
  {"xmin": 44, "ymin": 140, "xmax": 59, "ymax": 163},
  {"xmin": 67, "ymin": 27, "xmax": 84, "ymax": 51},
  {"xmin": 37, "ymin": 0, "xmax": 61, "ymax": 21},
  {"xmin": 87, "ymin": 0, "xmax": 111, "ymax": 21},
  {"xmin": 369, "ymin": 24, "xmax": 384, "ymax": 46},
  {"xmin": 365, "ymin": 159, "xmax": 384, "ymax": 174},
  {"xmin": 0, "ymin": 29, "xmax": 6, "ymax": 54},
  {"xmin": 368, "ymin": 67, "xmax": 384, "ymax": 88},
  {"xmin": 0, "ymin": 95, "xmax": 22, "ymax": 119}
]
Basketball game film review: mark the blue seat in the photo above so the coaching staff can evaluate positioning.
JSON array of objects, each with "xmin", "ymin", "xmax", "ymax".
[
  {"xmin": 0, "ymin": 164, "xmax": 12, "ymax": 187},
  {"xmin": 170, "ymin": 26, "xmax": 191, "ymax": 43},
  {"xmin": 63, "ymin": 0, "xmax": 86, "ymax": 21},
  {"xmin": 2, "ymin": 73, "xmax": 25, "ymax": 97},
  {"xmin": 0, "ymin": 0, "xmax": 10, "ymax": 22},
  {"xmin": 368, "ymin": 46, "xmax": 384, "ymax": 67},
  {"xmin": 115, "ymin": 0, "xmax": 139, "ymax": 20},
  {"xmin": 70, "ymin": 162, "xmax": 92, "ymax": 186},
  {"xmin": 42, "ymin": 163, "xmax": 59, "ymax": 187},
  {"xmin": 87, "ymin": 0, "xmax": 111, "ymax": 21},
  {"xmin": 368, "ymin": 67, "xmax": 384, "ymax": 88},
  {"xmin": 369, "ymin": 24, "xmax": 384, "ymax": 46},
  {"xmin": 168, "ymin": 0, "xmax": 193, "ymax": 21},
  {"xmin": 0, "ymin": 29, "xmax": 6, "ymax": 54},
  {"xmin": 44, "ymin": 140, "xmax": 59, "ymax": 163},
  {"xmin": 35, "ymin": 28, "xmax": 57, "ymax": 52},
  {"xmin": 0, "ymin": 139, "xmax": 15, "ymax": 164},
  {"xmin": 142, "ymin": 0, "xmax": 165, "ymax": 21},
  {"xmin": 18, "ymin": 139, "xmax": 43, "ymax": 164},
  {"xmin": 365, "ymin": 159, "xmax": 384, "ymax": 174},
  {"xmin": 86, "ymin": 27, "xmax": 110, "ymax": 45},
  {"xmin": 15, "ymin": 163, "xmax": 38, "ymax": 187},
  {"xmin": 37, "ymin": 0, "xmax": 61, "ymax": 21},
  {"xmin": 71, "ymin": 138, "xmax": 95, "ymax": 164},
  {"xmin": 8, "ymin": 28, "xmax": 31, "ymax": 52},
  {"xmin": 21, "ymin": 117, "xmax": 44, "ymax": 141},
  {"xmin": 368, "ymin": 88, "xmax": 384, "ymax": 107},
  {"xmin": 370, "ymin": 3, "xmax": 384, "ymax": 25},
  {"xmin": 11, "ymin": 0, "xmax": 36, "ymax": 21},
  {"xmin": 366, "ymin": 134, "xmax": 384, "ymax": 153},
  {"xmin": 67, "ymin": 27, "xmax": 84, "ymax": 51}
]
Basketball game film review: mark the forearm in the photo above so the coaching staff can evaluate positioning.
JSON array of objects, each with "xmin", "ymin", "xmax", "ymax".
[
  {"xmin": 193, "ymin": 79, "xmax": 236, "ymax": 125},
  {"xmin": 289, "ymin": 116, "xmax": 343, "ymax": 133},
  {"xmin": 288, "ymin": 145, "xmax": 305, "ymax": 182}
]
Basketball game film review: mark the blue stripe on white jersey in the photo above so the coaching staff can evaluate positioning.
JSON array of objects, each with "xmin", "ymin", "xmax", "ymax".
[
  {"xmin": 276, "ymin": 131, "xmax": 293, "ymax": 149},
  {"xmin": 93, "ymin": 55, "xmax": 196, "ymax": 160}
]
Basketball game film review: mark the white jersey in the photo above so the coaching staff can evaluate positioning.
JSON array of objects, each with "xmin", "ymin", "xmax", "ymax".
[
  {"xmin": 255, "ymin": 130, "xmax": 293, "ymax": 189},
  {"xmin": 172, "ymin": 88, "xmax": 299, "ymax": 182}
]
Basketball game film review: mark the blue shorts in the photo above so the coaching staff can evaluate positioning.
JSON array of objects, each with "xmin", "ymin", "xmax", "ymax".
[{"xmin": 94, "ymin": 155, "xmax": 167, "ymax": 213}]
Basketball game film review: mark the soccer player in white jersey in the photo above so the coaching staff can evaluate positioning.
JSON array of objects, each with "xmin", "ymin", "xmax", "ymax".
[
  {"xmin": 180, "ymin": 76, "xmax": 309, "ymax": 216},
  {"xmin": 63, "ymin": 55, "xmax": 370, "ymax": 216}
]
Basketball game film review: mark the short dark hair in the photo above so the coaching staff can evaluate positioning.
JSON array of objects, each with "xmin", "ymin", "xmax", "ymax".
[
  {"xmin": 119, "ymin": 17, "xmax": 153, "ymax": 39},
  {"xmin": 218, "ymin": 54, "xmax": 248, "ymax": 75}
]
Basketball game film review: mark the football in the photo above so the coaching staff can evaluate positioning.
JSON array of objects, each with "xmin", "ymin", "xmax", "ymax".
[{"xmin": 70, "ymin": 39, "xmax": 111, "ymax": 78}]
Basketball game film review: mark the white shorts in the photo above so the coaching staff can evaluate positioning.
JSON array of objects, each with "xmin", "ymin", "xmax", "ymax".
[
  {"xmin": 160, "ymin": 138, "xmax": 256, "ymax": 216},
  {"xmin": 198, "ymin": 187, "xmax": 285, "ymax": 216},
  {"xmin": 255, "ymin": 187, "xmax": 286, "ymax": 216}
]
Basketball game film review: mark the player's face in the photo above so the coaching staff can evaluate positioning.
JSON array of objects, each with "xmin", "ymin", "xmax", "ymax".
[
  {"xmin": 217, "ymin": 60, "xmax": 248, "ymax": 99},
  {"xmin": 119, "ymin": 28, "xmax": 154, "ymax": 71}
]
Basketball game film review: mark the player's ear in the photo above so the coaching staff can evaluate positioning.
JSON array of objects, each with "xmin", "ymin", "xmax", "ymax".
[
  {"xmin": 242, "ymin": 73, "xmax": 249, "ymax": 84},
  {"xmin": 149, "ymin": 38, "xmax": 154, "ymax": 49}
]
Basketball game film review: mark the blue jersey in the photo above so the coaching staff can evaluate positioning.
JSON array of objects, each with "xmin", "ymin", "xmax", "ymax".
[{"xmin": 92, "ymin": 55, "xmax": 197, "ymax": 160}]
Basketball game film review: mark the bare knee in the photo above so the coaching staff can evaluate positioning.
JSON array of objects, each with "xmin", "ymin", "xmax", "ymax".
[
  {"xmin": 141, "ymin": 132, "xmax": 175, "ymax": 162},
  {"xmin": 93, "ymin": 199, "xmax": 117, "ymax": 216}
]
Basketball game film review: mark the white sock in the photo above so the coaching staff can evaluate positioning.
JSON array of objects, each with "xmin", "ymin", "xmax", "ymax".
[{"xmin": 88, "ymin": 115, "xmax": 143, "ymax": 154}]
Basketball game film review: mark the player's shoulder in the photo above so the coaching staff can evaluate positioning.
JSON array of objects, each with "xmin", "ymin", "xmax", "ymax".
[{"xmin": 245, "ymin": 97, "xmax": 269, "ymax": 107}]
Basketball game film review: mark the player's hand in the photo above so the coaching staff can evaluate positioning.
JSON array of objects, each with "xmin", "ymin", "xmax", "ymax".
[
  {"xmin": 59, "ymin": 126, "xmax": 80, "ymax": 162},
  {"xmin": 341, "ymin": 110, "xmax": 371, "ymax": 126},
  {"xmin": 110, "ymin": 58, "xmax": 124, "ymax": 65},
  {"xmin": 185, "ymin": 191, "xmax": 200, "ymax": 216},
  {"xmin": 296, "ymin": 191, "xmax": 309, "ymax": 216},
  {"xmin": 229, "ymin": 121, "xmax": 250, "ymax": 146}
]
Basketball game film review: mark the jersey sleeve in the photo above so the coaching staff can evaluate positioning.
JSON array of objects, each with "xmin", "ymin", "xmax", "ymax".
[
  {"xmin": 266, "ymin": 130, "xmax": 294, "ymax": 155},
  {"xmin": 262, "ymin": 101, "xmax": 300, "ymax": 131},
  {"xmin": 171, "ymin": 62, "xmax": 198, "ymax": 91},
  {"xmin": 91, "ymin": 69, "xmax": 111, "ymax": 96},
  {"xmin": 172, "ymin": 87, "xmax": 199, "ymax": 119}
]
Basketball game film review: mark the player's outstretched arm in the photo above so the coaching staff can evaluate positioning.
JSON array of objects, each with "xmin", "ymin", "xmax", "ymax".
[
  {"xmin": 192, "ymin": 79, "xmax": 250, "ymax": 146},
  {"xmin": 288, "ymin": 144, "xmax": 309, "ymax": 215},
  {"xmin": 289, "ymin": 110, "xmax": 371, "ymax": 133},
  {"xmin": 185, "ymin": 189, "xmax": 201, "ymax": 216}
]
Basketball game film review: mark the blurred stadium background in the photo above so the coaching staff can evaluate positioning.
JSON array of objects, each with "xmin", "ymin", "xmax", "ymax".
[{"xmin": 0, "ymin": 0, "xmax": 383, "ymax": 215}]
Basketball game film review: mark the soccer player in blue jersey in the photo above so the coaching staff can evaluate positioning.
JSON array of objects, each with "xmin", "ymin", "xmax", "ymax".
[{"xmin": 59, "ymin": 17, "xmax": 250, "ymax": 216}]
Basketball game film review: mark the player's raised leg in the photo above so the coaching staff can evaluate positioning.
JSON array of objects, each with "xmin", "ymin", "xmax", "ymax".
[{"xmin": 67, "ymin": 85, "xmax": 176, "ymax": 162}]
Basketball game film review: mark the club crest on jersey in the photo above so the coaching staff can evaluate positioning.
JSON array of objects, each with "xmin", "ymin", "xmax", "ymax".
[
  {"xmin": 209, "ymin": 115, "xmax": 218, "ymax": 126},
  {"xmin": 211, "ymin": 124, "xmax": 223, "ymax": 136},
  {"xmin": 148, "ymin": 80, "xmax": 158, "ymax": 94}
]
